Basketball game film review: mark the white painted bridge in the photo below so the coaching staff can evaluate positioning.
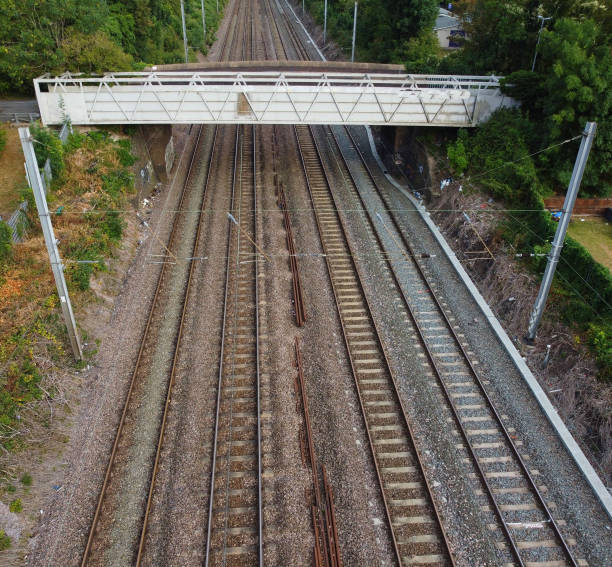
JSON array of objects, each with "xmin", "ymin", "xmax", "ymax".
[{"xmin": 35, "ymin": 70, "xmax": 514, "ymax": 127}]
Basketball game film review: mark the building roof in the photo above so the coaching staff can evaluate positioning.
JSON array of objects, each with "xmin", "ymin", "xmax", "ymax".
[{"xmin": 435, "ymin": 8, "xmax": 461, "ymax": 31}]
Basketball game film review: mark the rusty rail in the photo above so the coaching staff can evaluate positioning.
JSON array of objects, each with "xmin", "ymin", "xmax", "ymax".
[
  {"xmin": 274, "ymin": 126, "xmax": 307, "ymax": 326},
  {"xmin": 294, "ymin": 338, "xmax": 343, "ymax": 567}
]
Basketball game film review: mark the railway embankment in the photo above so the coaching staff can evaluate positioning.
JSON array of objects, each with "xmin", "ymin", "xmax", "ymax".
[
  {"xmin": 0, "ymin": 123, "xmax": 191, "ymax": 562},
  {"xmin": 430, "ymin": 188, "xmax": 611, "ymax": 484}
]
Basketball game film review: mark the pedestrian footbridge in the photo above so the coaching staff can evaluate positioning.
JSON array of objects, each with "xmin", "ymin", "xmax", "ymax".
[{"xmin": 35, "ymin": 63, "xmax": 514, "ymax": 127}]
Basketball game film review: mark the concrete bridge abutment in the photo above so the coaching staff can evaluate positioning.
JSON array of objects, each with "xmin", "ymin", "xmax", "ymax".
[{"xmin": 140, "ymin": 125, "xmax": 175, "ymax": 184}]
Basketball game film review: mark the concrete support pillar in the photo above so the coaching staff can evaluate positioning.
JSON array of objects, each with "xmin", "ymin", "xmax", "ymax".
[{"xmin": 141, "ymin": 125, "xmax": 175, "ymax": 183}]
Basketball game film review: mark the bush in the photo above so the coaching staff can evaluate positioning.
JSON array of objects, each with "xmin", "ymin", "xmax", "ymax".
[
  {"xmin": 0, "ymin": 128, "xmax": 6, "ymax": 156},
  {"xmin": 9, "ymin": 499, "xmax": 22, "ymax": 513},
  {"xmin": 61, "ymin": 30, "xmax": 134, "ymax": 75},
  {"xmin": 588, "ymin": 323, "xmax": 612, "ymax": 382},
  {"xmin": 102, "ymin": 170, "xmax": 133, "ymax": 199},
  {"xmin": 0, "ymin": 530, "xmax": 10, "ymax": 551},
  {"xmin": 30, "ymin": 125, "xmax": 64, "ymax": 178},
  {"xmin": 467, "ymin": 109, "xmax": 538, "ymax": 203},
  {"xmin": 102, "ymin": 211, "xmax": 124, "ymax": 242},
  {"xmin": 64, "ymin": 131, "xmax": 85, "ymax": 154},
  {"xmin": 20, "ymin": 473, "xmax": 32, "ymax": 487},
  {"xmin": 447, "ymin": 129, "xmax": 468, "ymax": 174},
  {"xmin": 0, "ymin": 221, "xmax": 12, "ymax": 263},
  {"xmin": 116, "ymin": 139, "xmax": 137, "ymax": 167},
  {"xmin": 401, "ymin": 30, "xmax": 441, "ymax": 73}
]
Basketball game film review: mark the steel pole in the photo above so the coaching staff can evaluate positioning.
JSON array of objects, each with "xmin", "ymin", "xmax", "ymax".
[
  {"xmin": 351, "ymin": 2, "xmax": 358, "ymax": 62},
  {"xmin": 18, "ymin": 128, "xmax": 82, "ymax": 360},
  {"xmin": 531, "ymin": 16, "xmax": 551, "ymax": 72},
  {"xmin": 323, "ymin": 0, "xmax": 327, "ymax": 43},
  {"xmin": 201, "ymin": 0, "xmax": 206, "ymax": 42},
  {"xmin": 180, "ymin": 0, "xmax": 189, "ymax": 63},
  {"xmin": 526, "ymin": 122, "xmax": 597, "ymax": 341}
]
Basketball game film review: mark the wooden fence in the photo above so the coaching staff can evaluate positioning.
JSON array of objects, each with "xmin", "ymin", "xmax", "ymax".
[{"xmin": 544, "ymin": 197, "xmax": 612, "ymax": 216}]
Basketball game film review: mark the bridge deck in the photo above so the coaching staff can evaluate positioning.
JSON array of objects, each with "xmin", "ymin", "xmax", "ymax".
[
  {"xmin": 148, "ymin": 60, "xmax": 407, "ymax": 74},
  {"xmin": 35, "ymin": 68, "xmax": 515, "ymax": 127}
]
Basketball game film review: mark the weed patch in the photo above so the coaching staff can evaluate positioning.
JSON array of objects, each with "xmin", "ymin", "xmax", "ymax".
[
  {"xmin": 0, "ymin": 530, "xmax": 10, "ymax": 550},
  {"xmin": 0, "ymin": 126, "xmax": 136, "ymax": 449}
]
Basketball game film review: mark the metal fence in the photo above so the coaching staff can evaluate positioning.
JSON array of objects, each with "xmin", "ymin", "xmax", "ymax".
[{"xmin": 2, "ymin": 123, "xmax": 71, "ymax": 242}]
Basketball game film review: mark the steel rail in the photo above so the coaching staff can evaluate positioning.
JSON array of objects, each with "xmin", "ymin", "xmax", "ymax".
[
  {"xmin": 327, "ymin": 124, "xmax": 526, "ymax": 564},
  {"xmin": 281, "ymin": 10, "xmax": 451, "ymax": 565},
  {"xmin": 80, "ymin": 123, "xmax": 207, "ymax": 566},
  {"xmin": 263, "ymin": 0, "xmax": 294, "ymax": 61},
  {"xmin": 204, "ymin": 123, "xmax": 263, "ymax": 566},
  {"xmin": 218, "ymin": 0, "xmax": 238, "ymax": 61},
  {"xmin": 340, "ymin": 125, "xmax": 580, "ymax": 567},
  {"xmin": 204, "ymin": 125, "xmax": 240, "ymax": 566},
  {"xmin": 254, "ymin": 122, "xmax": 264, "ymax": 567},
  {"xmin": 294, "ymin": 123, "xmax": 455, "ymax": 567},
  {"xmin": 134, "ymin": 124, "xmax": 221, "ymax": 565},
  {"xmin": 274, "ymin": 0, "xmax": 309, "ymax": 60}
]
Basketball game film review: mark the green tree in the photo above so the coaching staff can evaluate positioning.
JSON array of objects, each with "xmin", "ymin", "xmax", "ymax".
[
  {"xmin": 0, "ymin": 0, "xmax": 110, "ymax": 92},
  {"xmin": 388, "ymin": 0, "xmax": 439, "ymax": 40},
  {"xmin": 62, "ymin": 30, "xmax": 134, "ymax": 74},
  {"xmin": 454, "ymin": 0, "xmax": 530, "ymax": 74},
  {"xmin": 401, "ymin": 30, "xmax": 440, "ymax": 73},
  {"xmin": 504, "ymin": 18, "xmax": 612, "ymax": 194}
]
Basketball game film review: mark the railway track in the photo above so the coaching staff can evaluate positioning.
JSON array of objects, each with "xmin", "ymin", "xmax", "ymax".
[
  {"xmin": 327, "ymin": 125, "xmax": 584, "ymax": 567},
  {"xmin": 205, "ymin": 124, "xmax": 263, "ymax": 567},
  {"xmin": 80, "ymin": 122, "xmax": 218, "ymax": 565},
  {"xmin": 294, "ymin": 123, "xmax": 455, "ymax": 567},
  {"xmin": 275, "ymin": 3, "xmax": 585, "ymax": 563},
  {"xmin": 76, "ymin": 2, "xmax": 588, "ymax": 566},
  {"xmin": 80, "ymin": 2, "xmax": 260, "ymax": 564}
]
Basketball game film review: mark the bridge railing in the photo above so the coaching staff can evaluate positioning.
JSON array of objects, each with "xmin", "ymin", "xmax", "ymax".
[{"xmin": 34, "ymin": 71, "xmax": 512, "ymax": 127}]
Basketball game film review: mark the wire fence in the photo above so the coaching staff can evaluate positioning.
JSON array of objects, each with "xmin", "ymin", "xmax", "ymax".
[{"xmin": 3, "ymin": 122, "xmax": 71, "ymax": 242}]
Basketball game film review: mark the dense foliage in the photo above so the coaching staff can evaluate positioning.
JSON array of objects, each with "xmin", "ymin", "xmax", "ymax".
[
  {"xmin": 447, "ymin": 109, "xmax": 612, "ymax": 380},
  {"xmin": 436, "ymin": 2, "xmax": 612, "ymax": 381},
  {"xmin": 0, "ymin": 0, "xmax": 227, "ymax": 94},
  {"xmin": 302, "ymin": 0, "xmax": 439, "ymax": 62}
]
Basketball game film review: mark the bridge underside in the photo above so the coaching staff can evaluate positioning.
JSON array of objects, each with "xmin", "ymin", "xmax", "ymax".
[{"xmin": 35, "ymin": 67, "xmax": 515, "ymax": 127}]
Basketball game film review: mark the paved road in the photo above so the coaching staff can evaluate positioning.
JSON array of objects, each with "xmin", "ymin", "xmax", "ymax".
[{"xmin": 0, "ymin": 98, "xmax": 39, "ymax": 122}]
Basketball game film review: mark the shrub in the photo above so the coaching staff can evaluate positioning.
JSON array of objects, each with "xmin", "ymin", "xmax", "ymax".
[
  {"xmin": 61, "ymin": 30, "xmax": 133, "ymax": 75},
  {"xmin": 102, "ymin": 211, "xmax": 124, "ymax": 242},
  {"xmin": 0, "ymin": 128, "xmax": 6, "ymax": 156},
  {"xmin": 102, "ymin": 170, "xmax": 133, "ymax": 199},
  {"xmin": 0, "ymin": 221, "xmax": 12, "ymax": 263},
  {"xmin": 64, "ymin": 131, "xmax": 85, "ymax": 154},
  {"xmin": 447, "ymin": 129, "xmax": 468, "ymax": 174},
  {"xmin": 0, "ymin": 530, "xmax": 10, "ymax": 551},
  {"xmin": 588, "ymin": 323, "xmax": 612, "ymax": 383},
  {"xmin": 467, "ymin": 109, "xmax": 538, "ymax": 203},
  {"xmin": 30, "ymin": 125, "xmax": 64, "ymax": 178},
  {"xmin": 116, "ymin": 139, "xmax": 137, "ymax": 167},
  {"xmin": 9, "ymin": 499, "xmax": 22, "ymax": 513},
  {"xmin": 72, "ymin": 262, "xmax": 95, "ymax": 291},
  {"xmin": 20, "ymin": 473, "xmax": 32, "ymax": 487}
]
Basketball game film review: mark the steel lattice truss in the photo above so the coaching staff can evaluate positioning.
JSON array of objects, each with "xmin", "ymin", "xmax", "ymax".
[{"xmin": 35, "ymin": 71, "xmax": 514, "ymax": 126}]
